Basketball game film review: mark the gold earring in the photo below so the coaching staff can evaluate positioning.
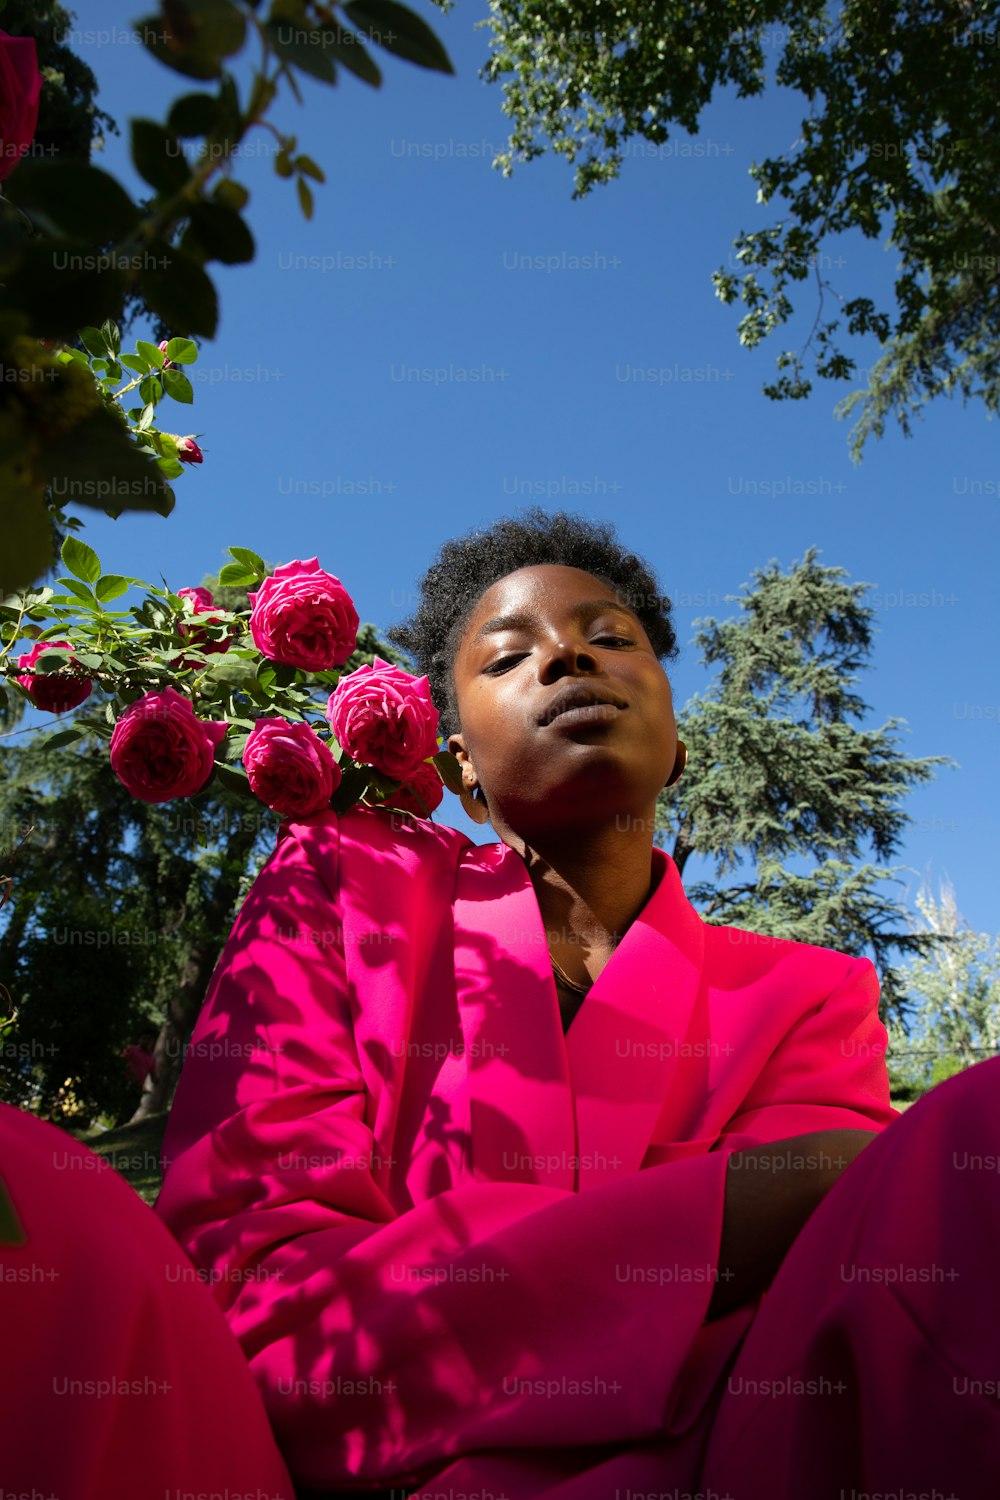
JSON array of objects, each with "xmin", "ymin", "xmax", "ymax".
[
  {"xmin": 460, "ymin": 774, "xmax": 491, "ymax": 825},
  {"xmin": 665, "ymin": 740, "xmax": 687, "ymax": 787}
]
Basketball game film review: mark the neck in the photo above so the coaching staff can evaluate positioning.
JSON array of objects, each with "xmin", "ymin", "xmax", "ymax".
[{"xmin": 501, "ymin": 822, "xmax": 659, "ymax": 960}]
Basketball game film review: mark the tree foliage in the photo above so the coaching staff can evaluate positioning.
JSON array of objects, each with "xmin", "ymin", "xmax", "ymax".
[
  {"xmin": 885, "ymin": 877, "xmax": 1000, "ymax": 1098},
  {"xmin": 654, "ymin": 546, "xmax": 954, "ymax": 1016},
  {"xmin": 448, "ymin": 0, "xmax": 1000, "ymax": 455}
]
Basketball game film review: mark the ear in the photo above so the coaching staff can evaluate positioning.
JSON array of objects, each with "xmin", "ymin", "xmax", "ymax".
[{"xmin": 447, "ymin": 733, "xmax": 469, "ymax": 769}]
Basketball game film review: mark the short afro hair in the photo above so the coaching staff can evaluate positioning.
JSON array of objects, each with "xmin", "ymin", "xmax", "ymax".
[{"xmin": 384, "ymin": 507, "xmax": 680, "ymax": 741}]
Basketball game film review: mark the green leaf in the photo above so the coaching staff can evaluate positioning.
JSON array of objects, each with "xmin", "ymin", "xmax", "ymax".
[
  {"xmin": 33, "ymin": 647, "xmax": 72, "ymax": 671},
  {"xmin": 139, "ymin": 375, "xmax": 163, "ymax": 406},
  {"xmin": 136, "ymin": 339, "xmax": 166, "ymax": 369},
  {"xmin": 221, "ymin": 732, "xmax": 249, "ymax": 762},
  {"xmin": 101, "ymin": 319, "xmax": 121, "ymax": 356},
  {"xmin": 54, "ymin": 576, "xmax": 97, "ymax": 603},
  {"xmin": 95, "ymin": 574, "xmax": 129, "ymax": 603},
  {"xmin": 136, "ymin": 13, "xmax": 224, "ymax": 79},
  {"xmin": 432, "ymin": 748, "xmax": 464, "ymax": 794},
  {"xmin": 342, "ymin": 0, "xmax": 454, "ymax": 73},
  {"xmin": 57, "ymin": 347, "xmax": 91, "ymax": 369},
  {"xmin": 313, "ymin": 27, "xmax": 381, "ymax": 88},
  {"xmin": 79, "ymin": 327, "xmax": 107, "ymax": 359},
  {"xmin": 120, "ymin": 353, "xmax": 150, "ymax": 374},
  {"xmin": 130, "ymin": 119, "xmax": 191, "ymax": 196},
  {"xmin": 40, "ymin": 723, "xmax": 93, "ymax": 751},
  {"xmin": 137, "ymin": 241, "xmax": 219, "ymax": 339},
  {"xmin": 297, "ymin": 177, "xmax": 314, "ymax": 220},
  {"xmin": 228, "ymin": 546, "xmax": 265, "ymax": 575},
  {"xmin": 296, "ymin": 154, "xmax": 327, "ymax": 182},
  {"xmin": 0, "ymin": 1174, "xmax": 26, "ymax": 1246},
  {"xmin": 213, "ymin": 178, "xmax": 250, "ymax": 212},
  {"xmin": 157, "ymin": 456, "xmax": 185, "ymax": 479},
  {"xmin": 264, "ymin": 18, "xmax": 338, "ymax": 83},
  {"xmin": 3, "ymin": 162, "xmax": 142, "ymax": 241},
  {"xmin": 164, "ymin": 337, "xmax": 197, "ymax": 364},
  {"xmin": 169, "ymin": 91, "xmax": 223, "ymax": 138},
  {"xmin": 137, "ymin": 402, "xmax": 155, "ymax": 432},
  {"xmin": 162, "ymin": 368, "xmax": 194, "ymax": 403},
  {"xmin": 61, "ymin": 537, "xmax": 102, "ymax": 586},
  {"xmin": 211, "ymin": 761, "xmax": 256, "ymax": 797},
  {"xmin": 218, "ymin": 563, "xmax": 257, "ymax": 586},
  {"xmin": 183, "ymin": 0, "xmax": 247, "ymax": 59},
  {"xmin": 185, "ymin": 201, "xmax": 255, "ymax": 265}
]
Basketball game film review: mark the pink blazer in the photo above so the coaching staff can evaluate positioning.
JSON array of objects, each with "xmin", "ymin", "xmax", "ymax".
[{"xmin": 155, "ymin": 803, "xmax": 900, "ymax": 1493}]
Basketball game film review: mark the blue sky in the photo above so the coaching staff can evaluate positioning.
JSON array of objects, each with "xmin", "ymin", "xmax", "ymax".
[{"xmin": 28, "ymin": 2, "xmax": 1000, "ymax": 938}]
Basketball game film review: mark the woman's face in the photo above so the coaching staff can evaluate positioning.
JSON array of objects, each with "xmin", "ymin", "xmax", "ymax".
[{"xmin": 447, "ymin": 564, "xmax": 678, "ymax": 838}]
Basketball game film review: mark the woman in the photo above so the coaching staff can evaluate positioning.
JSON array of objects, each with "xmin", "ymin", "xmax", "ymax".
[{"xmin": 154, "ymin": 509, "xmax": 1000, "ymax": 1498}]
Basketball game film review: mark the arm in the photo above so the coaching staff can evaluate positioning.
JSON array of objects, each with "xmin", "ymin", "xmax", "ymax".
[
  {"xmin": 705, "ymin": 954, "xmax": 897, "ymax": 1323},
  {"xmin": 706, "ymin": 1127, "xmax": 878, "ymax": 1321},
  {"xmin": 155, "ymin": 825, "xmax": 736, "ymax": 1488}
]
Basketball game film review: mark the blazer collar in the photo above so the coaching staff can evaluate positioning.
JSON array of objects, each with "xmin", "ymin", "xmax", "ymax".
[{"xmin": 452, "ymin": 838, "xmax": 706, "ymax": 1193}]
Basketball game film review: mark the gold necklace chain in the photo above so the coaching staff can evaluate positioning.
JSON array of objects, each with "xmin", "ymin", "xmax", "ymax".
[
  {"xmin": 550, "ymin": 952, "xmax": 591, "ymax": 995},
  {"xmin": 549, "ymin": 933, "xmax": 623, "ymax": 996}
]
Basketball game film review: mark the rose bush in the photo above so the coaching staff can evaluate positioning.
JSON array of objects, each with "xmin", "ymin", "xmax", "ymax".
[{"xmin": 1, "ymin": 537, "xmax": 459, "ymax": 825}]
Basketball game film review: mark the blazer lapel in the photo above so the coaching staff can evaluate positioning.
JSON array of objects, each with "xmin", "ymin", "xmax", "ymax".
[
  {"xmin": 453, "ymin": 840, "xmax": 577, "ymax": 1191},
  {"xmin": 568, "ymin": 847, "xmax": 707, "ymax": 1191},
  {"xmin": 453, "ymin": 839, "xmax": 706, "ymax": 1194}
]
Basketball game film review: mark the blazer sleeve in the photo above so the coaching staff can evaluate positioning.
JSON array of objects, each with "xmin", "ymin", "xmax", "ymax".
[
  {"xmin": 154, "ymin": 822, "xmax": 738, "ymax": 1490},
  {"xmin": 710, "ymin": 954, "xmax": 901, "ymax": 1154}
]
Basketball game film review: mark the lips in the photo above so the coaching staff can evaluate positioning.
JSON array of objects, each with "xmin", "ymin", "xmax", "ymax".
[{"xmin": 538, "ymin": 683, "xmax": 628, "ymax": 726}]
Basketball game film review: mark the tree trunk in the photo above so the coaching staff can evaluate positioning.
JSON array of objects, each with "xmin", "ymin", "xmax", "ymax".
[
  {"xmin": 670, "ymin": 819, "xmax": 696, "ymax": 879},
  {"xmin": 128, "ymin": 817, "xmax": 261, "ymax": 1124}
]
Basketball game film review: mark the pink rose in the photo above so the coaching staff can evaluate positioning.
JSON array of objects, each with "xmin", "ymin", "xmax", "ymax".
[
  {"xmin": 109, "ymin": 687, "xmax": 228, "ymax": 803},
  {"xmin": 387, "ymin": 758, "xmax": 445, "ymax": 820},
  {"xmin": 242, "ymin": 717, "xmax": 341, "ymax": 818},
  {"xmin": 176, "ymin": 437, "xmax": 203, "ymax": 464},
  {"xmin": 172, "ymin": 586, "xmax": 237, "ymax": 668},
  {"xmin": 16, "ymin": 640, "xmax": 92, "ymax": 713},
  {"xmin": 248, "ymin": 557, "xmax": 359, "ymax": 672},
  {"xmin": 325, "ymin": 656, "xmax": 439, "ymax": 781},
  {"xmin": 0, "ymin": 31, "xmax": 42, "ymax": 184}
]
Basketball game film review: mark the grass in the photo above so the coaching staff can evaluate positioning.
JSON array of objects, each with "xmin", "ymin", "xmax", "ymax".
[{"xmin": 67, "ymin": 1112, "xmax": 170, "ymax": 1206}]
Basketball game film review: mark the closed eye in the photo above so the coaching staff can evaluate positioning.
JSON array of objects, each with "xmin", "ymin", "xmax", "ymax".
[{"xmin": 484, "ymin": 637, "xmax": 633, "ymax": 674}]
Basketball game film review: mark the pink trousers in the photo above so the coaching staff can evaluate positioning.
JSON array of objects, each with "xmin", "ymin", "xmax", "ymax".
[
  {"xmin": 699, "ymin": 1053, "xmax": 1000, "ymax": 1499},
  {"xmin": 3, "ymin": 1058, "xmax": 999, "ymax": 1499},
  {"xmin": 0, "ymin": 1102, "xmax": 295, "ymax": 1500}
]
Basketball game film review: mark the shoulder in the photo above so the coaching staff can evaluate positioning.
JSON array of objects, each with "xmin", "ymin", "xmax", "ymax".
[
  {"xmin": 272, "ymin": 802, "xmax": 475, "ymax": 895},
  {"xmin": 703, "ymin": 918, "xmax": 878, "ymax": 1001}
]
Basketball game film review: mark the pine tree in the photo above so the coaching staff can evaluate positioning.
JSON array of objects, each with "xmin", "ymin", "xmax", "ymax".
[{"xmin": 656, "ymin": 546, "xmax": 953, "ymax": 1019}]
